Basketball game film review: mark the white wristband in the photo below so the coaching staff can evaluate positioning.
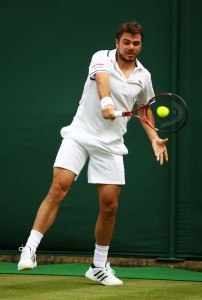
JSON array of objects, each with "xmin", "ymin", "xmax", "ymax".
[{"xmin": 100, "ymin": 97, "xmax": 114, "ymax": 109}]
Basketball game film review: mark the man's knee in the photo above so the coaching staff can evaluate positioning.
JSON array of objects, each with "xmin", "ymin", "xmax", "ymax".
[
  {"xmin": 101, "ymin": 198, "xmax": 118, "ymax": 218},
  {"xmin": 98, "ymin": 185, "xmax": 121, "ymax": 219},
  {"xmin": 46, "ymin": 178, "xmax": 70, "ymax": 205},
  {"xmin": 46, "ymin": 168, "xmax": 75, "ymax": 205}
]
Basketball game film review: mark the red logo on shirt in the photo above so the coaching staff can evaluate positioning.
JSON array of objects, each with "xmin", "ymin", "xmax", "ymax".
[{"xmin": 92, "ymin": 63, "xmax": 104, "ymax": 68}]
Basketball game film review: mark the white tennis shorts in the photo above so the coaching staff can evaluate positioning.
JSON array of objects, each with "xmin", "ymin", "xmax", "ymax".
[{"xmin": 54, "ymin": 136, "xmax": 127, "ymax": 185}]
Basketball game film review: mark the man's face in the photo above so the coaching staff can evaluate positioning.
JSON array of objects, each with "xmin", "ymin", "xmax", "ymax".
[{"xmin": 116, "ymin": 32, "xmax": 142, "ymax": 62}]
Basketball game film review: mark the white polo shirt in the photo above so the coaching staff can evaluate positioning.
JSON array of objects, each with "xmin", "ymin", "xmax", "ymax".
[{"xmin": 61, "ymin": 49, "xmax": 154, "ymax": 145}]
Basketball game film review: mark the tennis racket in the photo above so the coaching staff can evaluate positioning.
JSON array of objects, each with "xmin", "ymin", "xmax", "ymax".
[{"xmin": 114, "ymin": 93, "xmax": 188, "ymax": 133}]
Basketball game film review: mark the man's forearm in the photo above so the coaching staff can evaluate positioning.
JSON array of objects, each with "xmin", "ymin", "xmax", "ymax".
[
  {"xmin": 95, "ymin": 73, "xmax": 111, "ymax": 99},
  {"xmin": 139, "ymin": 107, "xmax": 159, "ymax": 142}
]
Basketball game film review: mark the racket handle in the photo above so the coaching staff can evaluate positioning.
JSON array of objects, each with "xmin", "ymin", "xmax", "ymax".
[{"xmin": 114, "ymin": 111, "xmax": 123, "ymax": 117}]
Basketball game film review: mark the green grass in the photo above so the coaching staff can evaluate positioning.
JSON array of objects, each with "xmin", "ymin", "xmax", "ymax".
[{"xmin": 1, "ymin": 275, "xmax": 202, "ymax": 300}]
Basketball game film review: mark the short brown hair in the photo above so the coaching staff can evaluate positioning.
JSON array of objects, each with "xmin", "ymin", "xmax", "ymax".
[{"xmin": 116, "ymin": 21, "xmax": 144, "ymax": 42}]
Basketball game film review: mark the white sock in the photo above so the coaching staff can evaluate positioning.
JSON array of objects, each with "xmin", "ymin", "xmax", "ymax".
[
  {"xmin": 93, "ymin": 244, "xmax": 109, "ymax": 268},
  {"xmin": 25, "ymin": 230, "xmax": 43, "ymax": 253}
]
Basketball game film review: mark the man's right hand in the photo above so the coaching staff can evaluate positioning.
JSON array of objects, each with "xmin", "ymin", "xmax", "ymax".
[{"xmin": 101, "ymin": 104, "xmax": 115, "ymax": 120}]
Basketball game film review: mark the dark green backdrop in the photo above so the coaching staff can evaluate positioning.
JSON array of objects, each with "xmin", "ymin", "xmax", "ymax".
[{"xmin": 1, "ymin": 0, "xmax": 201, "ymax": 259}]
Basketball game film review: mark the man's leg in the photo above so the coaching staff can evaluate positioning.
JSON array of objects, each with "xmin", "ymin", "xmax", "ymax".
[
  {"xmin": 85, "ymin": 184, "xmax": 123, "ymax": 285},
  {"xmin": 18, "ymin": 167, "xmax": 76, "ymax": 270},
  {"xmin": 95, "ymin": 184, "xmax": 121, "ymax": 247},
  {"xmin": 32, "ymin": 167, "xmax": 76, "ymax": 234},
  {"xmin": 93, "ymin": 184, "xmax": 121, "ymax": 267}
]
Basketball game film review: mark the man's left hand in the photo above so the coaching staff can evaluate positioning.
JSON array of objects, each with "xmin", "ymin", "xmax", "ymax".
[{"xmin": 152, "ymin": 138, "xmax": 169, "ymax": 165}]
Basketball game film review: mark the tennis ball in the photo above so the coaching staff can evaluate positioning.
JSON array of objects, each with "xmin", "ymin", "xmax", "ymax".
[{"xmin": 156, "ymin": 106, "xmax": 170, "ymax": 117}]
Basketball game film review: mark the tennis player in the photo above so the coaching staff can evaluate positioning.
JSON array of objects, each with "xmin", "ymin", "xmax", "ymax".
[{"xmin": 18, "ymin": 21, "xmax": 168, "ymax": 286}]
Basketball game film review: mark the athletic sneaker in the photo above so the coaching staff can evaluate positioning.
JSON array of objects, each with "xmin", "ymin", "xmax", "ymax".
[
  {"xmin": 85, "ymin": 262, "xmax": 123, "ymax": 286},
  {"xmin": 18, "ymin": 246, "xmax": 37, "ymax": 271}
]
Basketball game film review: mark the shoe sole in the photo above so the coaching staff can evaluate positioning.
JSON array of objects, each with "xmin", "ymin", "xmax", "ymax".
[{"xmin": 18, "ymin": 262, "xmax": 37, "ymax": 271}]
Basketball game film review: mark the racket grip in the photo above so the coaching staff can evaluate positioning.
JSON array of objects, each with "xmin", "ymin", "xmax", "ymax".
[{"xmin": 114, "ymin": 111, "xmax": 123, "ymax": 117}]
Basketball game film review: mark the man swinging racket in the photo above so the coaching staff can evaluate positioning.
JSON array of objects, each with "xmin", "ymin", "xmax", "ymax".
[{"xmin": 18, "ymin": 21, "xmax": 168, "ymax": 286}]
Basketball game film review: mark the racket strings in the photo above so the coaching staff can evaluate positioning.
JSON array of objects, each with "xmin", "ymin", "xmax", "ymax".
[{"xmin": 150, "ymin": 95, "xmax": 188, "ymax": 132}]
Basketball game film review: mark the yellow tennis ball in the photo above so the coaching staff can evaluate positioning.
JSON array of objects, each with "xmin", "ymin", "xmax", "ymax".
[{"xmin": 156, "ymin": 106, "xmax": 170, "ymax": 117}]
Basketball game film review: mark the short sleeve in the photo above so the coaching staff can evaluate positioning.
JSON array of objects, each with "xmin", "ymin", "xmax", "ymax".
[{"xmin": 89, "ymin": 50, "xmax": 110, "ymax": 79}]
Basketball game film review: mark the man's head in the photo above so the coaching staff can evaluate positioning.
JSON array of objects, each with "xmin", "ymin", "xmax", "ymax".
[
  {"xmin": 116, "ymin": 21, "xmax": 144, "ymax": 42},
  {"xmin": 115, "ymin": 21, "xmax": 143, "ymax": 63}
]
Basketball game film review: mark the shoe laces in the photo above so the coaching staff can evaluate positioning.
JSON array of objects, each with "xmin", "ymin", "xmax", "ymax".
[
  {"xmin": 19, "ymin": 245, "xmax": 33, "ymax": 258},
  {"xmin": 104, "ymin": 262, "xmax": 115, "ymax": 276}
]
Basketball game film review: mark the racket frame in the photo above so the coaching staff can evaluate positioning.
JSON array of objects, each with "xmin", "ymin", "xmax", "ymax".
[{"xmin": 114, "ymin": 92, "xmax": 188, "ymax": 133}]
